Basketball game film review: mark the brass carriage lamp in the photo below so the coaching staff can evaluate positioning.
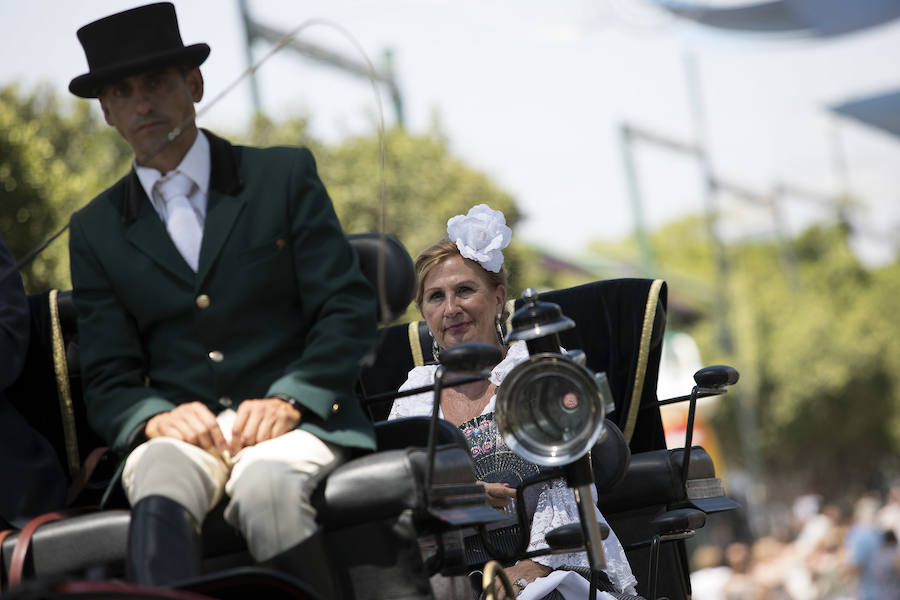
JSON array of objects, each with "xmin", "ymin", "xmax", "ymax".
[
  {"xmin": 495, "ymin": 288, "xmax": 613, "ymax": 575},
  {"xmin": 496, "ymin": 288, "xmax": 609, "ymax": 467}
]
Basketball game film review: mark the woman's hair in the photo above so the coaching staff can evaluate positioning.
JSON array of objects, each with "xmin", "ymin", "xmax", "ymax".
[{"xmin": 415, "ymin": 238, "xmax": 510, "ymax": 321}]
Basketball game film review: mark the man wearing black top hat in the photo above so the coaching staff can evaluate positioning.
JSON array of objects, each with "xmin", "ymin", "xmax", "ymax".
[{"xmin": 67, "ymin": 3, "xmax": 376, "ymax": 594}]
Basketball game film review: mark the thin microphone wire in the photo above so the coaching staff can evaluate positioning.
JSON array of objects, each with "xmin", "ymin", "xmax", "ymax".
[{"xmin": 2, "ymin": 17, "xmax": 389, "ymax": 316}]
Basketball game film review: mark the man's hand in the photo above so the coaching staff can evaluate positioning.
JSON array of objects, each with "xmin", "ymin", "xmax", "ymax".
[
  {"xmin": 230, "ymin": 397, "xmax": 302, "ymax": 455},
  {"xmin": 145, "ymin": 401, "xmax": 227, "ymax": 454},
  {"xmin": 479, "ymin": 481, "xmax": 517, "ymax": 510},
  {"xmin": 493, "ymin": 560, "xmax": 552, "ymax": 599}
]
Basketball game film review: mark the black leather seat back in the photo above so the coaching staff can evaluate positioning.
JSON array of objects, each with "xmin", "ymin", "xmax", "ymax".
[
  {"xmin": 347, "ymin": 233, "xmax": 415, "ymax": 326},
  {"xmin": 591, "ymin": 419, "xmax": 631, "ymax": 494},
  {"xmin": 357, "ymin": 322, "xmax": 425, "ymax": 422},
  {"xmin": 519, "ymin": 279, "xmax": 667, "ymax": 454}
]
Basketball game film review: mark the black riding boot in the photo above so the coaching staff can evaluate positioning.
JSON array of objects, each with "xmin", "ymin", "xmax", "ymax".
[
  {"xmin": 259, "ymin": 530, "xmax": 336, "ymax": 600},
  {"xmin": 127, "ymin": 495, "xmax": 203, "ymax": 586}
]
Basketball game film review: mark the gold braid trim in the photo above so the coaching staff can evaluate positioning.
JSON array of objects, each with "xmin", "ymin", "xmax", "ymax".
[
  {"xmin": 504, "ymin": 299, "xmax": 516, "ymax": 328},
  {"xmin": 623, "ymin": 279, "xmax": 664, "ymax": 444},
  {"xmin": 49, "ymin": 289, "xmax": 81, "ymax": 479},
  {"xmin": 408, "ymin": 321, "xmax": 425, "ymax": 367}
]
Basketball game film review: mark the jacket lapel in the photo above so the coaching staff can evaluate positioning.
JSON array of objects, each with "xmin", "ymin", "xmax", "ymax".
[
  {"xmin": 196, "ymin": 131, "xmax": 245, "ymax": 287},
  {"xmin": 119, "ymin": 131, "xmax": 245, "ymax": 288},
  {"xmin": 122, "ymin": 172, "xmax": 196, "ymax": 285},
  {"xmin": 197, "ymin": 192, "xmax": 244, "ymax": 285}
]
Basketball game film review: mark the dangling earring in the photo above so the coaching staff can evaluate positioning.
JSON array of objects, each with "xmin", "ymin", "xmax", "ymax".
[
  {"xmin": 430, "ymin": 329, "xmax": 442, "ymax": 362},
  {"xmin": 495, "ymin": 313, "xmax": 507, "ymax": 347}
]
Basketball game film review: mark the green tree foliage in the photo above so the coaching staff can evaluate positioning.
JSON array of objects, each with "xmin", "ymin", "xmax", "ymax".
[
  {"xmin": 3, "ymin": 87, "xmax": 554, "ymax": 311},
  {"xmin": 1, "ymin": 84, "xmax": 131, "ymax": 291},
  {"xmin": 648, "ymin": 217, "xmax": 900, "ymax": 501},
  {"xmin": 237, "ymin": 115, "xmax": 549, "ymax": 302}
]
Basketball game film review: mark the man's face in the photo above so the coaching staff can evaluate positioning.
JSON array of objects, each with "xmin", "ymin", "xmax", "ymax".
[{"xmin": 99, "ymin": 66, "xmax": 203, "ymax": 172}]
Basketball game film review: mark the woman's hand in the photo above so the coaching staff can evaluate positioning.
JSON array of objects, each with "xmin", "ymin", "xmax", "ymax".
[
  {"xmin": 493, "ymin": 560, "xmax": 552, "ymax": 598},
  {"xmin": 479, "ymin": 481, "xmax": 517, "ymax": 510}
]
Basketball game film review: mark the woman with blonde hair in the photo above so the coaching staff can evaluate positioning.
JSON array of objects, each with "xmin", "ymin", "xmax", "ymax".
[{"xmin": 389, "ymin": 205, "xmax": 637, "ymax": 599}]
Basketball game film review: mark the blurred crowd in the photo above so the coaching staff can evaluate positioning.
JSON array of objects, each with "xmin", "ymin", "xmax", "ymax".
[{"xmin": 690, "ymin": 485, "xmax": 900, "ymax": 599}]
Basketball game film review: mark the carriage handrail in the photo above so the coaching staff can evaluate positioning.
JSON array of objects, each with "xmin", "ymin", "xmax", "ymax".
[{"xmin": 682, "ymin": 365, "xmax": 740, "ymax": 489}]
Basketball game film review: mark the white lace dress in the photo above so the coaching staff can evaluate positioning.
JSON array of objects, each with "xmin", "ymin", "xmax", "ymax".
[{"xmin": 389, "ymin": 341, "xmax": 638, "ymax": 597}]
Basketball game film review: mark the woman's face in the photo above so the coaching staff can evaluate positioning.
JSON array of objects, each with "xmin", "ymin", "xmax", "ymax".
[{"xmin": 420, "ymin": 255, "xmax": 506, "ymax": 350}]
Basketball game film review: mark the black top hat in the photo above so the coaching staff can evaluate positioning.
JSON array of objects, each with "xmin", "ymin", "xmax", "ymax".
[{"xmin": 69, "ymin": 2, "xmax": 210, "ymax": 98}]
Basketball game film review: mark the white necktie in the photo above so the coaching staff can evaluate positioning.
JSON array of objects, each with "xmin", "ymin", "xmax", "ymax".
[{"xmin": 156, "ymin": 173, "xmax": 202, "ymax": 272}]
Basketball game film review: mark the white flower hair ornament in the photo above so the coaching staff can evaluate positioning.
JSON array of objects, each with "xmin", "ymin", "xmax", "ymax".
[{"xmin": 446, "ymin": 204, "xmax": 512, "ymax": 273}]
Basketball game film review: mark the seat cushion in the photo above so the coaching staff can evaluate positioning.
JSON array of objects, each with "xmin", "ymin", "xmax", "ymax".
[
  {"xmin": 1, "ymin": 510, "xmax": 130, "ymax": 579},
  {"xmin": 596, "ymin": 446, "xmax": 719, "ymax": 514}
]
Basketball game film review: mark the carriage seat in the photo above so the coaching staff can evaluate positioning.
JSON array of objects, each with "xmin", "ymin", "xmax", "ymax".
[
  {"xmin": 1, "ymin": 233, "xmax": 490, "ymax": 586},
  {"xmin": 0, "ymin": 420, "xmax": 476, "ymax": 582}
]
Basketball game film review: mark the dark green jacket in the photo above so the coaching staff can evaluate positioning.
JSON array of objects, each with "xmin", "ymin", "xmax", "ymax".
[{"xmin": 69, "ymin": 131, "xmax": 377, "ymax": 452}]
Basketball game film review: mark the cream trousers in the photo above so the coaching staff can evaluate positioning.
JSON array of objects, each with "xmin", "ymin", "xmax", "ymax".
[{"xmin": 122, "ymin": 409, "xmax": 344, "ymax": 561}]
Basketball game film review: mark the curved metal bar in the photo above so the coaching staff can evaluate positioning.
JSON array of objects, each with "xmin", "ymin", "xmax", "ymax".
[
  {"xmin": 482, "ymin": 560, "xmax": 517, "ymax": 600},
  {"xmin": 424, "ymin": 366, "xmax": 447, "ymax": 494}
]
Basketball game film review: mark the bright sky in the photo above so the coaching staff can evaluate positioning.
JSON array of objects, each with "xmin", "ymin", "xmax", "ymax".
[{"xmin": 3, "ymin": 1, "xmax": 899, "ymax": 265}]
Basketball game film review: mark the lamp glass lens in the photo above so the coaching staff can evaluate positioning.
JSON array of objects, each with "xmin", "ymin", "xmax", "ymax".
[{"xmin": 497, "ymin": 356, "xmax": 606, "ymax": 466}]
